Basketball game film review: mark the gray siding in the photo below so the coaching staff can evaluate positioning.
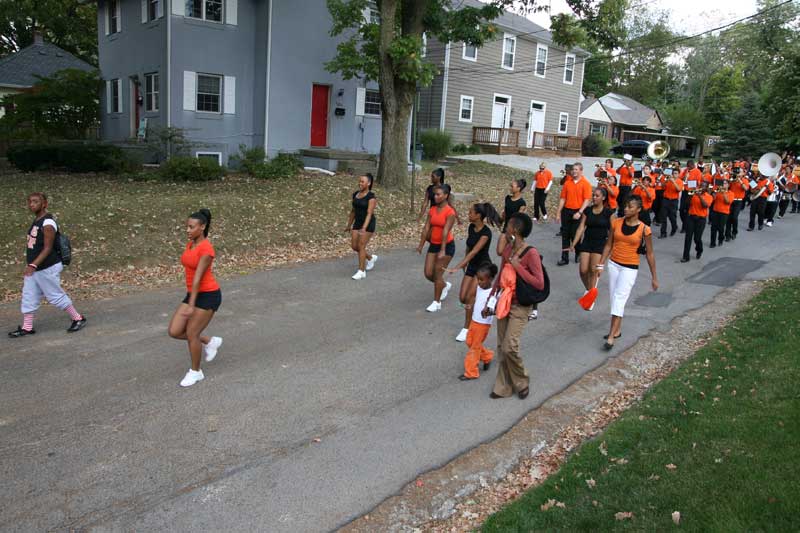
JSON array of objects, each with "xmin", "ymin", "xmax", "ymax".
[
  {"xmin": 98, "ymin": 0, "xmax": 168, "ymax": 142},
  {"xmin": 418, "ymin": 37, "xmax": 446, "ymax": 131},
  {"xmin": 442, "ymin": 33, "xmax": 585, "ymax": 146}
]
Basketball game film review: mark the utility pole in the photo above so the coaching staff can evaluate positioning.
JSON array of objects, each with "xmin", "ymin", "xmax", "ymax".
[{"xmin": 411, "ymin": 85, "xmax": 420, "ymax": 213}]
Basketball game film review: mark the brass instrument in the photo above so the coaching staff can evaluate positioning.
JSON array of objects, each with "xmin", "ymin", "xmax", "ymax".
[
  {"xmin": 646, "ymin": 140, "xmax": 671, "ymax": 161},
  {"xmin": 757, "ymin": 152, "xmax": 781, "ymax": 177}
]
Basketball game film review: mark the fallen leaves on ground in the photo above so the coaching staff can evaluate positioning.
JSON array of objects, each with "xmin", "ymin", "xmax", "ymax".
[
  {"xmin": 615, "ymin": 511, "xmax": 634, "ymax": 521},
  {"xmin": 540, "ymin": 499, "xmax": 566, "ymax": 511},
  {"xmin": 672, "ymin": 511, "xmax": 681, "ymax": 524}
]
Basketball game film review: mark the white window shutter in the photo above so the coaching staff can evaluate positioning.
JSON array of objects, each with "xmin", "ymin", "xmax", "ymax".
[
  {"xmin": 106, "ymin": 81, "xmax": 112, "ymax": 114},
  {"xmin": 141, "ymin": 0, "xmax": 148, "ymax": 23},
  {"xmin": 157, "ymin": 0, "xmax": 163, "ymax": 18},
  {"xmin": 355, "ymin": 87, "xmax": 366, "ymax": 116},
  {"xmin": 116, "ymin": 0, "xmax": 122, "ymax": 31},
  {"xmin": 172, "ymin": 0, "xmax": 185, "ymax": 16},
  {"xmin": 183, "ymin": 71, "xmax": 196, "ymax": 111},
  {"xmin": 116, "ymin": 79, "xmax": 123, "ymax": 113},
  {"xmin": 225, "ymin": 0, "xmax": 237, "ymax": 25},
  {"xmin": 223, "ymin": 76, "xmax": 236, "ymax": 114},
  {"xmin": 105, "ymin": 2, "xmax": 110, "ymax": 35}
]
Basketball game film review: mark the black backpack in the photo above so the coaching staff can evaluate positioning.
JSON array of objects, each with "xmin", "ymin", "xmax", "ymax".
[
  {"xmin": 515, "ymin": 247, "xmax": 550, "ymax": 305},
  {"xmin": 57, "ymin": 232, "xmax": 72, "ymax": 266}
]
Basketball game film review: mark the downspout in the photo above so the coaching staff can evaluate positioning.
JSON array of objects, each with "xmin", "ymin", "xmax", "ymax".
[
  {"xmin": 263, "ymin": 0, "xmax": 273, "ymax": 157},
  {"xmin": 439, "ymin": 41, "xmax": 450, "ymax": 131},
  {"xmin": 166, "ymin": 0, "xmax": 171, "ymax": 129}
]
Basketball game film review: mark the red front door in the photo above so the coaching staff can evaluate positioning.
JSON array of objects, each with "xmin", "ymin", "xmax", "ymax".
[{"xmin": 310, "ymin": 84, "xmax": 330, "ymax": 147}]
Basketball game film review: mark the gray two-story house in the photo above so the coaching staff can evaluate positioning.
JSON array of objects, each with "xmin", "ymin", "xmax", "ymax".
[
  {"xmin": 96, "ymin": 0, "xmax": 382, "ymax": 166},
  {"xmin": 419, "ymin": 0, "xmax": 588, "ymax": 154}
]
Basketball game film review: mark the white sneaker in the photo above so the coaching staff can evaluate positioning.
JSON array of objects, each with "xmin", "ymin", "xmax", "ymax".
[
  {"xmin": 366, "ymin": 255, "xmax": 378, "ymax": 271},
  {"xmin": 179, "ymin": 369, "xmax": 204, "ymax": 387},
  {"xmin": 441, "ymin": 281, "xmax": 452, "ymax": 301},
  {"xmin": 352, "ymin": 270, "xmax": 366, "ymax": 280},
  {"xmin": 204, "ymin": 336, "xmax": 223, "ymax": 362},
  {"xmin": 765, "ymin": 221, "xmax": 773, "ymax": 227},
  {"xmin": 456, "ymin": 328, "xmax": 469, "ymax": 342},
  {"xmin": 528, "ymin": 309, "xmax": 539, "ymax": 321},
  {"xmin": 426, "ymin": 301, "xmax": 442, "ymax": 312},
  {"xmin": 543, "ymin": 214, "xmax": 548, "ymax": 221}
]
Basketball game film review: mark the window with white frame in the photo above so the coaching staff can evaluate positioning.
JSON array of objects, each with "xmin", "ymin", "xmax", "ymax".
[
  {"xmin": 108, "ymin": 78, "xmax": 122, "ymax": 113},
  {"xmin": 535, "ymin": 44, "xmax": 548, "ymax": 77},
  {"xmin": 364, "ymin": 89, "xmax": 381, "ymax": 116},
  {"xmin": 421, "ymin": 33, "xmax": 427, "ymax": 58},
  {"xmin": 196, "ymin": 152, "xmax": 222, "ymax": 165},
  {"xmin": 463, "ymin": 43, "xmax": 477, "ymax": 61},
  {"xmin": 502, "ymin": 34, "xmax": 516, "ymax": 70},
  {"xmin": 459, "ymin": 95, "xmax": 474, "ymax": 123},
  {"xmin": 368, "ymin": 3, "xmax": 381, "ymax": 24},
  {"xmin": 196, "ymin": 74, "xmax": 222, "ymax": 113},
  {"xmin": 145, "ymin": 72, "xmax": 159, "ymax": 112},
  {"xmin": 563, "ymin": 53, "xmax": 575, "ymax": 84},
  {"xmin": 108, "ymin": 0, "xmax": 120, "ymax": 33},
  {"xmin": 589, "ymin": 122, "xmax": 607, "ymax": 136},
  {"xmin": 186, "ymin": 0, "xmax": 222, "ymax": 22},
  {"xmin": 558, "ymin": 112, "xmax": 569, "ymax": 134},
  {"xmin": 148, "ymin": 0, "xmax": 159, "ymax": 21}
]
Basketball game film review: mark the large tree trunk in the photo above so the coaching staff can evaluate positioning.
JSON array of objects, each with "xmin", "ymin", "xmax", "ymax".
[{"xmin": 375, "ymin": 0, "xmax": 425, "ymax": 190}]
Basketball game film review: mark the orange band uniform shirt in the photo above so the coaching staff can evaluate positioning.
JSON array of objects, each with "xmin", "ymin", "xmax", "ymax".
[
  {"xmin": 561, "ymin": 176, "xmax": 593, "ymax": 210},
  {"xmin": 633, "ymin": 185, "xmax": 656, "ymax": 210},
  {"xmin": 604, "ymin": 184, "xmax": 619, "ymax": 209},
  {"xmin": 756, "ymin": 178, "xmax": 773, "ymax": 198},
  {"xmin": 729, "ymin": 178, "xmax": 749, "ymax": 200},
  {"xmin": 712, "ymin": 191, "xmax": 732, "ymax": 214},
  {"xmin": 181, "ymin": 239, "xmax": 219, "ymax": 293},
  {"xmin": 663, "ymin": 176, "xmax": 684, "ymax": 200},
  {"xmin": 618, "ymin": 165, "xmax": 634, "ymax": 187},
  {"xmin": 688, "ymin": 192, "xmax": 713, "ymax": 217},
  {"xmin": 429, "ymin": 205, "xmax": 457, "ymax": 244},
  {"xmin": 652, "ymin": 172, "xmax": 665, "ymax": 191},
  {"xmin": 681, "ymin": 168, "xmax": 703, "ymax": 191},
  {"xmin": 534, "ymin": 169, "xmax": 553, "ymax": 189},
  {"xmin": 610, "ymin": 218, "xmax": 651, "ymax": 267}
]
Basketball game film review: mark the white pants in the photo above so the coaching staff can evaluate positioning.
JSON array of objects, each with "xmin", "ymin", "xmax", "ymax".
[
  {"xmin": 21, "ymin": 262, "xmax": 72, "ymax": 314},
  {"xmin": 607, "ymin": 260, "xmax": 638, "ymax": 318}
]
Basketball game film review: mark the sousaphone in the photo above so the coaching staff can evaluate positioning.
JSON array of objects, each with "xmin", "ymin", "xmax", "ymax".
[{"xmin": 647, "ymin": 140, "xmax": 671, "ymax": 161}]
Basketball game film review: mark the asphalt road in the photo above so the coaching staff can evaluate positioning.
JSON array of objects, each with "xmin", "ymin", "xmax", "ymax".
[{"xmin": 2, "ymin": 211, "xmax": 798, "ymax": 532}]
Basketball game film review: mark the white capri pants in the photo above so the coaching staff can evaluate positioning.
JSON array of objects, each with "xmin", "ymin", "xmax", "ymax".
[
  {"xmin": 21, "ymin": 262, "xmax": 73, "ymax": 314},
  {"xmin": 607, "ymin": 260, "xmax": 638, "ymax": 317}
]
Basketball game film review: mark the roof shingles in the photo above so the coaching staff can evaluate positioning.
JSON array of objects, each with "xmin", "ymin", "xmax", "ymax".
[{"xmin": 0, "ymin": 42, "xmax": 94, "ymax": 88}]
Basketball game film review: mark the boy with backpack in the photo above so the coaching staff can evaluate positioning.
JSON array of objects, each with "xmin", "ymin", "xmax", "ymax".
[{"xmin": 8, "ymin": 192, "xmax": 86, "ymax": 338}]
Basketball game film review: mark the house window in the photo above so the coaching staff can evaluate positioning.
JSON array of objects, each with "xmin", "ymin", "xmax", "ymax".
[
  {"xmin": 463, "ymin": 43, "xmax": 477, "ymax": 61},
  {"xmin": 196, "ymin": 74, "xmax": 222, "ymax": 113},
  {"xmin": 564, "ymin": 53, "xmax": 575, "ymax": 84},
  {"xmin": 148, "ymin": 0, "xmax": 159, "ymax": 21},
  {"xmin": 364, "ymin": 89, "xmax": 381, "ymax": 116},
  {"xmin": 145, "ymin": 73, "xmax": 159, "ymax": 112},
  {"xmin": 109, "ymin": 79, "xmax": 122, "ymax": 113},
  {"xmin": 422, "ymin": 33, "xmax": 427, "ymax": 58},
  {"xmin": 109, "ymin": 0, "xmax": 120, "ymax": 33},
  {"xmin": 589, "ymin": 122, "xmax": 607, "ymax": 137},
  {"xmin": 187, "ymin": 0, "xmax": 222, "ymax": 22},
  {"xmin": 502, "ymin": 34, "xmax": 516, "ymax": 70},
  {"xmin": 459, "ymin": 95, "xmax": 474, "ymax": 123},
  {"xmin": 367, "ymin": 3, "xmax": 381, "ymax": 24},
  {"xmin": 535, "ymin": 44, "xmax": 548, "ymax": 77},
  {"xmin": 558, "ymin": 112, "xmax": 569, "ymax": 134},
  {"xmin": 196, "ymin": 152, "xmax": 222, "ymax": 165}
]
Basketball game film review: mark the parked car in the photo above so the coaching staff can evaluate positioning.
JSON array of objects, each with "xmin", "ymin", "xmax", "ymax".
[{"xmin": 611, "ymin": 140, "xmax": 651, "ymax": 158}]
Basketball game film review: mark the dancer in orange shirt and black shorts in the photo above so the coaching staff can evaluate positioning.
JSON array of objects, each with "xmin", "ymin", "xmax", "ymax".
[
  {"xmin": 168, "ymin": 209, "xmax": 223, "ymax": 388},
  {"xmin": 417, "ymin": 185, "xmax": 457, "ymax": 313}
]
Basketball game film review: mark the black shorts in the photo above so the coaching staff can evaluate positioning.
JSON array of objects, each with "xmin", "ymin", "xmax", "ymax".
[
  {"xmin": 428, "ymin": 241, "xmax": 455, "ymax": 257},
  {"xmin": 183, "ymin": 289, "xmax": 222, "ymax": 311},
  {"xmin": 465, "ymin": 264, "xmax": 478, "ymax": 277},
  {"xmin": 577, "ymin": 239, "xmax": 606, "ymax": 255},
  {"xmin": 353, "ymin": 217, "xmax": 376, "ymax": 233}
]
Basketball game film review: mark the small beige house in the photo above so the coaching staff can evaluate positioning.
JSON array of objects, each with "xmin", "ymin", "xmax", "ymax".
[
  {"xmin": 418, "ymin": 0, "xmax": 589, "ymax": 155},
  {"xmin": 578, "ymin": 92, "xmax": 664, "ymax": 142}
]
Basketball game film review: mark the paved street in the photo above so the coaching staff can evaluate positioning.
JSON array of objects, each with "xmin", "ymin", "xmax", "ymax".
[{"xmin": 2, "ymin": 212, "xmax": 798, "ymax": 532}]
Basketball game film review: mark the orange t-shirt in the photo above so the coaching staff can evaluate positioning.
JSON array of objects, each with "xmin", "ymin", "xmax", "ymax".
[
  {"xmin": 712, "ymin": 191, "xmax": 732, "ymax": 214},
  {"xmin": 610, "ymin": 218, "xmax": 651, "ymax": 267},
  {"xmin": 595, "ymin": 167, "xmax": 617, "ymax": 179},
  {"xmin": 604, "ymin": 184, "xmax": 619, "ymax": 209},
  {"xmin": 663, "ymin": 177, "xmax": 684, "ymax": 200},
  {"xmin": 682, "ymin": 168, "xmax": 702, "ymax": 191},
  {"xmin": 729, "ymin": 178, "xmax": 749, "ymax": 200},
  {"xmin": 429, "ymin": 204, "xmax": 456, "ymax": 244},
  {"xmin": 652, "ymin": 172, "xmax": 665, "ymax": 191},
  {"xmin": 534, "ymin": 169, "xmax": 553, "ymax": 189},
  {"xmin": 688, "ymin": 192, "xmax": 713, "ymax": 217},
  {"xmin": 181, "ymin": 239, "xmax": 219, "ymax": 293},
  {"xmin": 754, "ymin": 178, "xmax": 773, "ymax": 198},
  {"xmin": 618, "ymin": 165, "xmax": 634, "ymax": 187},
  {"xmin": 633, "ymin": 185, "xmax": 656, "ymax": 210},
  {"xmin": 560, "ymin": 176, "xmax": 593, "ymax": 210}
]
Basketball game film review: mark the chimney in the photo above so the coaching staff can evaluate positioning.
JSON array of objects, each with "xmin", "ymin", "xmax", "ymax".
[{"xmin": 33, "ymin": 30, "xmax": 44, "ymax": 44}]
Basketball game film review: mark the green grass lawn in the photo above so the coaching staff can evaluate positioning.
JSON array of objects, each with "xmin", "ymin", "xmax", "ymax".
[
  {"xmin": 0, "ymin": 161, "xmax": 545, "ymax": 302},
  {"xmin": 483, "ymin": 278, "xmax": 800, "ymax": 532}
]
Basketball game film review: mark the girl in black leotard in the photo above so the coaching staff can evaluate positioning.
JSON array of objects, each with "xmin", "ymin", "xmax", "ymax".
[
  {"xmin": 571, "ymin": 187, "xmax": 616, "ymax": 295},
  {"xmin": 345, "ymin": 173, "xmax": 377, "ymax": 280},
  {"xmin": 446, "ymin": 202, "xmax": 501, "ymax": 342},
  {"xmin": 496, "ymin": 179, "xmax": 527, "ymax": 255}
]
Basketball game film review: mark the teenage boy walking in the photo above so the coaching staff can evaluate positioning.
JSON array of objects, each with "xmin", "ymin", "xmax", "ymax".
[{"xmin": 8, "ymin": 192, "xmax": 86, "ymax": 338}]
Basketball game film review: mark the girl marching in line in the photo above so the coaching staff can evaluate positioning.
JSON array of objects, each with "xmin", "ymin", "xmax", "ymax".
[
  {"xmin": 571, "ymin": 187, "xmax": 616, "ymax": 300},
  {"xmin": 458, "ymin": 263, "xmax": 498, "ymax": 381},
  {"xmin": 496, "ymin": 179, "xmax": 528, "ymax": 256},
  {"xmin": 345, "ymin": 173, "xmax": 378, "ymax": 280},
  {"xmin": 417, "ymin": 184, "xmax": 457, "ymax": 312},
  {"xmin": 168, "ymin": 209, "xmax": 223, "ymax": 387},
  {"xmin": 446, "ymin": 202, "xmax": 501, "ymax": 342}
]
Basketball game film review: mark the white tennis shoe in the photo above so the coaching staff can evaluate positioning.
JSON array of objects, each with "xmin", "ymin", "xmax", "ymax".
[
  {"xmin": 180, "ymin": 369, "xmax": 204, "ymax": 387},
  {"xmin": 204, "ymin": 336, "xmax": 223, "ymax": 362}
]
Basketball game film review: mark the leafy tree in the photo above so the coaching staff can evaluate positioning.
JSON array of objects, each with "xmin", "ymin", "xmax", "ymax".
[
  {"xmin": 0, "ymin": 0, "xmax": 97, "ymax": 65},
  {"xmin": 325, "ymin": 0, "xmax": 603, "ymax": 189},
  {"xmin": 715, "ymin": 92, "xmax": 775, "ymax": 157},
  {"xmin": 662, "ymin": 102, "xmax": 706, "ymax": 138},
  {"xmin": 0, "ymin": 69, "xmax": 102, "ymax": 140}
]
